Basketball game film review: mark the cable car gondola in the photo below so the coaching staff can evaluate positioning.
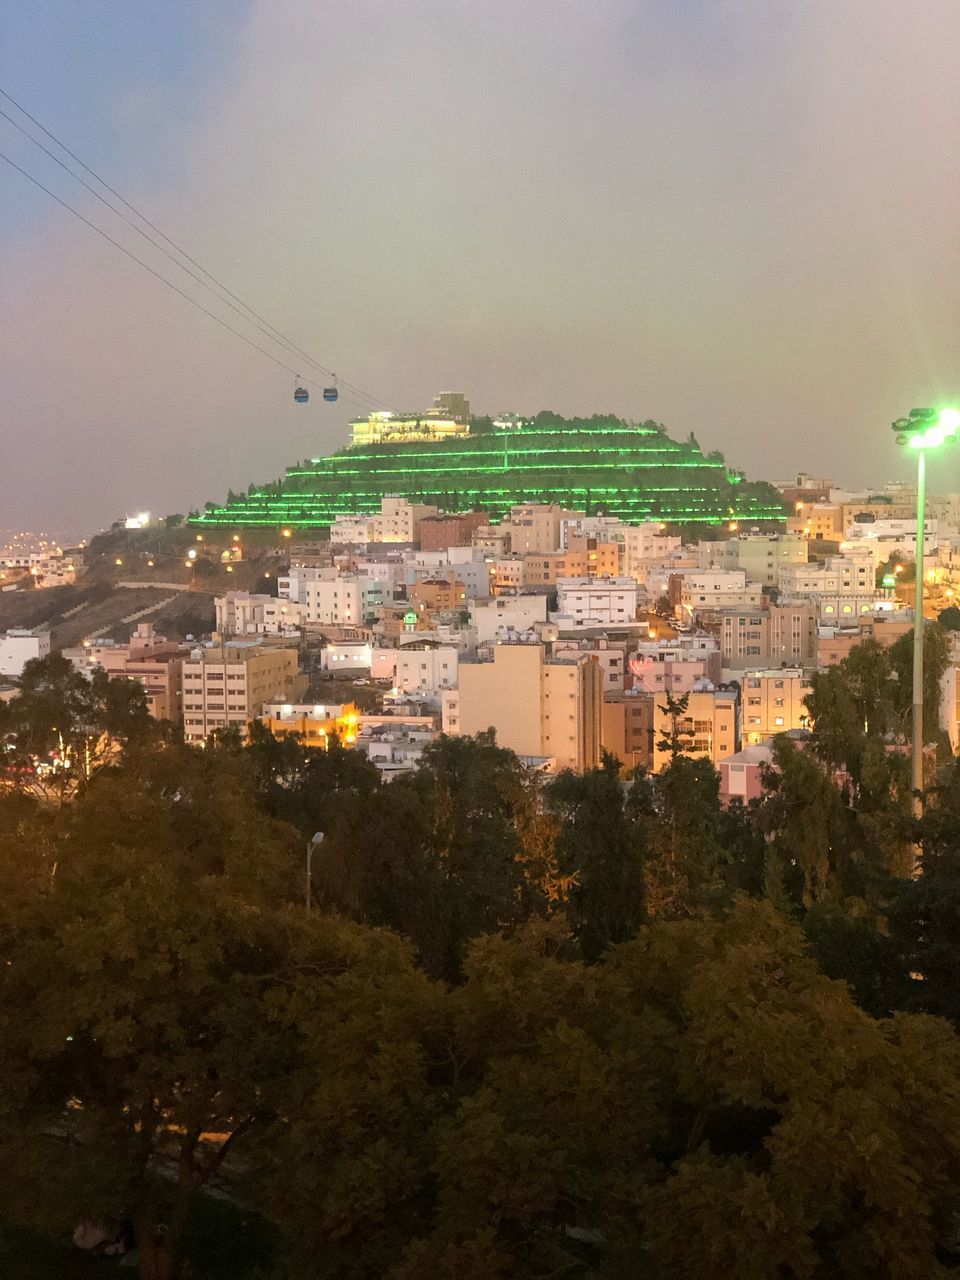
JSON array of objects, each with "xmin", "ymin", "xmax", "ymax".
[
  {"xmin": 293, "ymin": 381, "xmax": 309, "ymax": 404},
  {"xmin": 323, "ymin": 377, "xmax": 338, "ymax": 403}
]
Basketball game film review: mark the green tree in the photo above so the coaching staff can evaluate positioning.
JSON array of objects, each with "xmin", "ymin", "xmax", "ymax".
[
  {"xmin": 544, "ymin": 753, "xmax": 649, "ymax": 960},
  {"xmin": 0, "ymin": 653, "xmax": 154, "ymax": 803},
  {"xmin": 656, "ymin": 690, "xmax": 693, "ymax": 761}
]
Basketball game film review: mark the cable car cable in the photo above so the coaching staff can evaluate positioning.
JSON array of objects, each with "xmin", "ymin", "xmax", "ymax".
[
  {"xmin": 0, "ymin": 149, "xmax": 374, "ymax": 413},
  {"xmin": 0, "ymin": 86, "xmax": 390, "ymax": 411}
]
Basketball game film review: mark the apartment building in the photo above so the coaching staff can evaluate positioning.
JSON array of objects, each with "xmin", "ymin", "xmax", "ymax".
[
  {"xmin": 779, "ymin": 554, "xmax": 876, "ymax": 622},
  {"xmin": 0, "ymin": 627, "xmax": 50, "ymax": 677},
  {"xmin": 650, "ymin": 686, "xmax": 738, "ymax": 773},
  {"xmin": 394, "ymin": 643, "xmax": 459, "ymax": 696},
  {"xmin": 456, "ymin": 641, "xmax": 602, "ymax": 772},
  {"xmin": 719, "ymin": 604, "xmax": 817, "ymax": 670},
  {"xmin": 505, "ymin": 504, "xmax": 582, "ymax": 555},
  {"xmin": 470, "ymin": 594, "xmax": 549, "ymax": 643},
  {"xmin": 680, "ymin": 570, "xmax": 764, "ymax": 613},
  {"xmin": 181, "ymin": 644, "xmax": 304, "ymax": 743},
  {"xmin": 554, "ymin": 576, "xmax": 638, "ymax": 627},
  {"xmin": 215, "ymin": 591, "xmax": 303, "ymax": 635},
  {"xmin": 258, "ymin": 701, "xmax": 359, "ymax": 749},
  {"xmin": 740, "ymin": 669, "xmax": 812, "ymax": 744},
  {"xmin": 523, "ymin": 538, "xmax": 620, "ymax": 587},
  {"xmin": 697, "ymin": 532, "xmax": 808, "ymax": 588}
]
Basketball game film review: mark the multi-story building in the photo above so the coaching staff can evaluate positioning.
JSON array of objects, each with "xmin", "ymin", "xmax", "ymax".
[
  {"xmin": 215, "ymin": 592, "xmax": 303, "ymax": 636},
  {"xmin": 522, "ymin": 538, "xmax": 621, "ymax": 587},
  {"xmin": 697, "ymin": 532, "xmax": 808, "ymax": 588},
  {"xmin": 719, "ymin": 604, "xmax": 817, "ymax": 670},
  {"xmin": 816, "ymin": 613, "xmax": 914, "ymax": 666},
  {"xmin": 279, "ymin": 568, "xmax": 390, "ymax": 626},
  {"xmin": 505, "ymin": 504, "xmax": 583, "ymax": 555},
  {"xmin": 456, "ymin": 641, "xmax": 602, "ymax": 772},
  {"xmin": 418, "ymin": 512, "xmax": 487, "ymax": 552},
  {"xmin": 601, "ymin": 693, "xmax": 654, "ymax": 771},
  {"xmin": 258, "ymin": 701, "xmax": 359, "ymax": 749},
  {"xmin": 470, "ymin": 594, "xmax": 549, "ymax": 643},
  {"xmin": 740, "ymin": 669, "xmax": 812, "ymax": 744},
  {"xmin": 779, "ymin": 553, "xmax": 876, "ymax": 622},
  {"xmin": 409, "ymin": 577, "xmax": 467, "ymax": 616},
  {"xmin": 394, "ymin": 643, "xmax": 459, "ymax": 696},
  {"xmin": 181, "ymin": 644, "xmax": 304, "ymax": 743},
  {"xmin": 0, "ymin": 627, "xmax": 50, "ymax": 677},
  {"xmin": 554, "ymin": 577, "xmax": 638, "ymax": 627},
  {"xmin": 622, "ymin": 523, "xmax": 682, "ymax": 578},
  {"xmin": 328, "ymin": 496, "xmax": 440, "ymax": 545},
  {"xmin": 680, "ymin": 570, "xmax": 764, "ymax": 614},
  {"xmin": 350, "ymin": 411, "xmax": 468, "ymax": 447},
  {"xmin": 650, "ymin": 686, "xmax": 738, "ymax": 773}
]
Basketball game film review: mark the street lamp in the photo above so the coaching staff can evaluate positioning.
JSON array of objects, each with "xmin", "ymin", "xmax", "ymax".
[
  {"xmin": 891, "ymin": 406, "xmax": 960, "ymax": 817},
  {"xmin": 305, "ymin": 830, "xmax": 324, "ymax": 911}
]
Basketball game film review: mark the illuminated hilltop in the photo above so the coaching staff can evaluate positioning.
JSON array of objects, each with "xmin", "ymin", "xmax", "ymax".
[{"xmin": 191, "ymin": 408, "xmax": 785, "ymax": 529}]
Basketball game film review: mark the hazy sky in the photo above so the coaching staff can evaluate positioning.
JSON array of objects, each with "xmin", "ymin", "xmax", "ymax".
[{"xmin": 2, "ymin": 0, "xmax": 959, "ymax": 534}]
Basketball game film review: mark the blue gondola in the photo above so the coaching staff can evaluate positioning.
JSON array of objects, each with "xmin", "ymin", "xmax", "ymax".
[
  {"xmin": 294, "ymin": 385, "xmax": 309, "ymax": 404},
  {"xmin": 323, "ymin": 385, "xmax": 339, "ymax": 402}
]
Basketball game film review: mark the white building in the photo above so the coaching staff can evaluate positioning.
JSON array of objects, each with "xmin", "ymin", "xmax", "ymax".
[
  {"xmin": 470, "ymin": 594, "xmax": 549, "ymax": 643},
  {"xmin": 215, "ymin": 592, "xmax": 303, "ymax": 636},
  {"xmin": 696, "ymin": 532, "xmax": 808, "ymax": 588},
  {"xmin": 279, "ymin": 568, "xmax": 390, "ymax": 625},
  {"xmin": 394, "ymin": 644, "xmax": 459, "ymax": 696},
  {"xmin": 0, "ymin": 627, "xmax": 50, "ymax": 676},
  {"xmin": 554, "ymin": 577, "xmax": 638, "ymax": 627},
  {"xmin": 319, "ymin": 640, "xmax": 373, "ymax": 673}
]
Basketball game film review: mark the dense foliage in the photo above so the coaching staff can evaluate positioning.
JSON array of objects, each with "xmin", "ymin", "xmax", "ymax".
[{"xmin": 0, "ymin": 648, "xmax": 959, "ymax": 1277}]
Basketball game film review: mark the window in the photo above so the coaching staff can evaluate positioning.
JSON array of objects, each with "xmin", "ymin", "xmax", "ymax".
[{"xmin": 774, "ymin": 716, "xmax": 785, "ymax": 726}]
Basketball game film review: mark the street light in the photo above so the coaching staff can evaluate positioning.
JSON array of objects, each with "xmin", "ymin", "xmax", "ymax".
[
  {"xmin": 891, "ymin": 406, "xmax": 960, "ymax": 818},
  {"xmin": 305, "ymin": 831, "xmax": 324, "ymax": 911}
]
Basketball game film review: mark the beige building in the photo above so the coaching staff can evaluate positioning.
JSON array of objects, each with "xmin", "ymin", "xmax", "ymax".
[
  {"xmin": 181, "ymin": 644, "xmax": 305, "ymax": 743},
  {"xmin": 651, "ymin": 687, "xmax": 738, "ymax": 773},
  {"xmin": 456, "ymin": 642, "xmax": 602, "ymax": 772},
  {"xmin": 522, "ymin": 538, "xmax": 620, "ymax": 587},
  {"xmin": 697, "ymin": 532, "xmax": 808, "ymax": 588},
  {"xmin": 506, "ymin": 504, "xmax": 583, "ymax": 555},
  {"xmin": 741, "ymin": 669, "xmax": 812, "ymax": 744},
  {"xmin": 601, "ymin": 693, "xmax": 654, "ymax": 771},
  {"xmin": 719, "ymin": 604, "xmax": 817, "ymax": 670}
]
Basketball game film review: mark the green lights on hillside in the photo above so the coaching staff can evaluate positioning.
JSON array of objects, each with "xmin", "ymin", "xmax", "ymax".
[{"xmin": 191, "ymin": 420, "xmax": 785, "ymax": 529}]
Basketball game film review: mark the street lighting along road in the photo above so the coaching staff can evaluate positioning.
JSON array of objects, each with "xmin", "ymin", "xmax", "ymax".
[{"xmin": 891, "ymin": 407, "xmax": 960, "ymax": 822}]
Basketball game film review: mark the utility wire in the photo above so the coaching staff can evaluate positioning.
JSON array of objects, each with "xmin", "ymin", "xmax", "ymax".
[
  {"xmin": 0, "ymin": 86, "xmax": 390, "ymax": 411},
  {"xmin": 0, "ymin": 149, "xmax": 374, "ymax": 414}
]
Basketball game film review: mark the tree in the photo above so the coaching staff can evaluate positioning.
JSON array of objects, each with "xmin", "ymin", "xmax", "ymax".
[
  {"xmin": 0, "ymin": 654, "xmax": 154, "ymax": 803},
  {"xmin": 544, "ymin": 753, "xmax": 649, "ymax": 960},
  {"xmin": 646, "ymin": 755, "xmax": 727, "ymax": 916},
  {"xmin": 656, "ymin": 690, "xmax": 693, "ymax": 762},
  {"xmin": 313, "ymin": 733, "xmax": 555, "ymax": 981},
  {"xmin": 938, "ymin": 604, "xmax": 960, "ymax": 631},
  {"xmin": 0, "ymin": 747, "xmax": 396, "ymax": 1280}
]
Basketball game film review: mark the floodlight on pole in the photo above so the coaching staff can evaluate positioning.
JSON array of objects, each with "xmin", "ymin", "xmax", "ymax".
[{"xmin": 891, "ymin": 407, "xmax": 959, "ymax": 824}]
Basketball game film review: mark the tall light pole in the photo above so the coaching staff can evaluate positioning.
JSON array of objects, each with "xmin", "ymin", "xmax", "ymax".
[
  {"xmin": 306, "ymin": 831, "xmax": 324, "ymax": 911},
  {"xmin": 891, "ymin": 407, "xmax": 960, "ymax": 818}
]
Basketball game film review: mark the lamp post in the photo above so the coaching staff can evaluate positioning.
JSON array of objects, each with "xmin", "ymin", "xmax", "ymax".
[
  {"xmin": 891, "ymin": 407, "xmax": 960, "ymax": 818},
  {"xmin": 305, "ymin": 830, "xmax": 324, "ymax": 911}
]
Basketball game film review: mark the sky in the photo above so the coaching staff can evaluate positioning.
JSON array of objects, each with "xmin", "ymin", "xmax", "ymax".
[{"xmin": 1, "ymin": 0, "xmax": 959, "ymax": 535}]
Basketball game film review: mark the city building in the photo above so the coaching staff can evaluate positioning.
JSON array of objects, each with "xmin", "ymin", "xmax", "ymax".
[
  {"xmin": 418, "ymin": 512, "xmax": 488, "ymax": 551},
  {"xmin": 680, "ymin": 570, "xmax": 764, "ymax": 614},
  {"xmin": 215, "ymin": 592, "xmax": 303, "ymax": 636},
  {"xmin": 279, "ymin": 568, "xmax": 390, "ymax": 626},
  {"xmin": 522, "ymin": 538, "xmax": 620, "ymax": 587},
  {"xmin": 601, "ymin": 693, "xmax": 654, "ymax": 771},
  {"xmin": 650, "ymin": 685, "xmax": 739, "ymax": 773},
  {"xmin": 740, "ymin": 669, "xmax": 812, "ymax": 744},
  {"xmin": 779, "ymin": 554, "xmax": 877, "ymax": 622},
  {"xmin": 456, "ymin": 641, "xmax": 602, "ymax": 772},
  {"xmin": 696, "ymin": 532, "xmax": 808, "ymax": 588},
  {"xmin": 470, "ymin": 594, "xmax": 549, "ymax": 643},
  {"xmin": 0, "ymin": 627, "xmax": 50, "ymax": 677},
  {"xmin": 181, "ymin": 644, "xmax": 304, "ymax": 743},
  {"xmin": 350, "ymin": 412, "xmax": 469, "ymax": 447},
  {"xmin": 506, "ymin": 504, "xmax": 583, "ymax": 555},
  {"xmin": 393, "ymin": 643, "xmax": 459, "ymax": 696},
  {"xmin": 354, "ymin": 722, "xmax": 438, "ymax": 776},
  {"xmin": 718, "ymin": 741, "xmax": 776, "ymax": 804},
  {"xmin": 409, "ymin": 577, "xmax": 468, "ymax": 615},
  {"xmin": 719, "ymin": 604, "xmax": 818, "ymax": 670},
  {"xmin": 554, "ymin": 577, "xmax": 638, "ymax": 627},
  {"xmin": 257, "ymin": 701, "xmax": 359, "ymax": 749}
]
